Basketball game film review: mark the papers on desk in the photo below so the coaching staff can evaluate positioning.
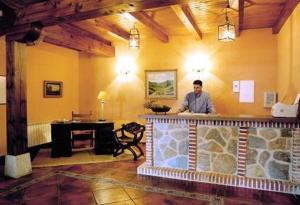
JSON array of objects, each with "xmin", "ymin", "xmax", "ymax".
[
  {"xmin": 178, "ymin": 112, "xmax": 207, "ymax": 116},
  {"xmin": 178, "ymin": 112, "xmax": 219, "ymax": 116}
]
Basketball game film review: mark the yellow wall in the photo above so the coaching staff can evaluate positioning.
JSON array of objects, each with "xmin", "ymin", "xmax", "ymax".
[
  {"xmin": 1, "ymin": 12, "xmax": 296, "ymax": 155},
  {"xmin": 0, "ymin": 37, "xmax": 7, "ymax": 155},
  {"xmin": 0, "ymin": 41, "xmax": 79, "ymax": 156},
  {"xmin": 277, "ymin": 4, "xmax": 300, "ymax": 103},
  {"xmin": 26, "ymin": 42, "xmax": 79, "ymax": 123},
  {"xmin": 79, "ymin": 28, "xmax": 277, "ymax": 126}
]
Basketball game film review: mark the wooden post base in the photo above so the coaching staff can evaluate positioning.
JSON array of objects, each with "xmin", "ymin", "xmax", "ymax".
[{"xmin": 4, "ymin": 153, "xmax": 32, "ymax": 178}]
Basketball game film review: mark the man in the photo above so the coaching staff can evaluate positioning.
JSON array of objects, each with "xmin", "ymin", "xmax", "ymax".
[{"xmin": 177, "ymin": 80, "xmax": 215, "ymax": 114}]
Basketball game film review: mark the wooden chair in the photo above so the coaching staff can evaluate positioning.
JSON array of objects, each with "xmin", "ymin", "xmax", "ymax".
[
  {"xmin": 71, "ymin": 111, "xmax": 95, "ymax": 148},
  {"xmin": 113, "ymin": 122, "xmax": 145, "ymax": 160}
]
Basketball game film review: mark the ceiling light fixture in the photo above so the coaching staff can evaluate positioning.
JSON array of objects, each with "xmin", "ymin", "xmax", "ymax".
[
  {"xmin": 218, "ymin": 5, "xmax": 235, "ymax": 42},
  {"xmin": 129, "ymin": 23, "xmax": 140, "ymax": 48}
]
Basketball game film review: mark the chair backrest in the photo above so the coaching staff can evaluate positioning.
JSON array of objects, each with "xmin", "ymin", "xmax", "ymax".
[
  {"xmin": 72, "ymin": 111, "xmax": 92, "ymax": 121},
  {"xmin": 121, "ymin": 122, "xmax": 145, "ymax": 142}
]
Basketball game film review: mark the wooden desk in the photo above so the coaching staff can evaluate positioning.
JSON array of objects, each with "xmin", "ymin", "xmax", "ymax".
[{"xmin": 51, "ymin": 121, "xmax": 115, "ymax": 157}]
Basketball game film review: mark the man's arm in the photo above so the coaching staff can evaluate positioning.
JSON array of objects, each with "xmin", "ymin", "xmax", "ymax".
[
  {"xmin": 206, "ymin": 94, "xmax": 216, "ymax": 113},
  {"xmin": 176, "ymin": 94, "xmax": 189, "ymax": 113}
]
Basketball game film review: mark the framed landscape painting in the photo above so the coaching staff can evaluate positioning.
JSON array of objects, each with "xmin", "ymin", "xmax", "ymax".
[
  {"xmin": 43, "ymin": 81, "xmax": 63, "ymax": 98},
  {"xmin": 145, "ymin": 70, "xmax": 177, "ymax": 99}
]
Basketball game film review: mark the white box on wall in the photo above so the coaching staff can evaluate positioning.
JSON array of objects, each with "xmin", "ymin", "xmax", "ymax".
[
  {"xmin": 233, "ymin": 81, "xmax": 239, "ymax": 92},
  {"xmin": 264, "ymin": 92, "xmax": 277, "ymax": 108}
]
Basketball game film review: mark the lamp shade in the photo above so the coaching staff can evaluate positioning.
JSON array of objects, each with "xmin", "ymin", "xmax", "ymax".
[
  {"xmin": 218, "ymin": 5, "xmax": 235, "ymax": 42},
  {"xmin": 97, "ymin": 91, "xmax": 107, "ymax": 100},
  {"xmin": 129, "ymin": 24, "xmax": 140, "ymax": 48},
  {"xmin": 218, "ymin": 22, "xmax": 235, "ymax": 41}
]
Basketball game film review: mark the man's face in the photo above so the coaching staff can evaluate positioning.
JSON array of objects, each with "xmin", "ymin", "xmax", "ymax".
[{"xmin": 193, "ymin": 84, "xmax": 202, "ymax": 94}]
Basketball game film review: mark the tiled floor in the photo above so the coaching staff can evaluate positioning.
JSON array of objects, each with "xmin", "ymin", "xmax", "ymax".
[{"xmin": 0, "ymin": 150, "xmax": 300, "ymax": 205}]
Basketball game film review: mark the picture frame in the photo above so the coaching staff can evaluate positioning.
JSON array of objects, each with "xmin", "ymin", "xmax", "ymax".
[
  {"xmin": 43, "ymin": 81, "xmax": 63, "ymax": 98},
  {"xmin": 0, "ymin": 76, "xmax": 6, "ymax": 104},
  {"xmin": 145, "ymin": 70, "xmax": 177, "ymax": 99}
]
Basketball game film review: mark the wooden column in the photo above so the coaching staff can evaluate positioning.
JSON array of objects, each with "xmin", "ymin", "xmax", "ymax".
[{"xmin": 6, "ymin": 40, "xmax": 28, "ymax": 155}]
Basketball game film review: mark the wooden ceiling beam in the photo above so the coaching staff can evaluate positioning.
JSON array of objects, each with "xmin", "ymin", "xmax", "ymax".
[
  {"xmin": 94, "ymin": 18, "xmax": 130, "ymax": 41},
  {"xmin": 237, "ymin": 0, "xmax": 244, "ymax": 37},
  {"xmin": 14, "ymin": 0, "xmax": 199, "ymax": 27},
  {"xmin": 43, "ymin": 26, "xmax": 115, "ymax": 57},
  {"xmin": 61, "ymin": 23, "xmax": 112, "ymax": 46},
  {"xmin": 171, "ymin": 4, "xmax": 202, "ymax": 40},
  {"xmin": 272, "ymin": 0, "xmax": 300, "ymax": 34},
  {"xmin": 130, "ymin": 11, "xmax": 169, "ymax": 43},
  {"xmin": 0, "ymin": 0, "xmax": 25, "ymax": 10},
  {"xmin": 43, "ymin": 36, "xmax": 82, "ymax": 52}
]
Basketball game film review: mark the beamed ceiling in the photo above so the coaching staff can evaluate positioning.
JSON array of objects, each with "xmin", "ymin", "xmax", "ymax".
[{"xmin": 0, "ymin": 0, "xmax": 299, "ymax": 57}]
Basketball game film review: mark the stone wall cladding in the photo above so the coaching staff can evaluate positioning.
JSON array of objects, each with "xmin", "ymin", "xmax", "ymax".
[
  {"xmin": 246, "ymin": 128, "xmax": 292, "ymax": 181},
  {"xmin": 142, "ymin": 117, "xmax": 300, "ymax": 194},
  {"xmin": 292, "ymin": 128, "xmax": 300, "ymax": 183},
  {"xmin": 153, "ymin": 123, "xmax": 189, "ymax": 170},
  {"xmin": 197, "ymin": 126, "xmax": 238, "ymax": 175}
]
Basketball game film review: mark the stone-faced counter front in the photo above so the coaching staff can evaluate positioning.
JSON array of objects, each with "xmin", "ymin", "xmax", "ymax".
[
  {"xmin": 197, "ymin": 126, "xmax": 238, "ymax": 175},
  {"xmin": 246, "ymin": 128, "xmax": 292, "ymax": 181},
  {"xmin": 153, "ymin": 123, "xmax": 189, "ymax": 169},
  {"xmin": 138, "ymin": 114, "xmax": 300, "ymax": 194}
]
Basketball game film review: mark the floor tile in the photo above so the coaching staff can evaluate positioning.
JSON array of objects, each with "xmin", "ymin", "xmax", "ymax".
[
  {"xmin": 23, "ymin": 183, "xmax": 58, "ymax": 200},
  {"xmin": 105, "ymin": 199, "xmax": 136, "ymax": 205},
  {"xmin": 133, "ymin": 193, "xmax": 210, "ymax": 205},
  {"xmin": 21, "ymin": 196, "xmax": 59, "ymax": 205},
  {"xmin": 0, "ymin": 197, "xmax": 19, "ymax": 205},
  {"xmin": 93, "ymin": 188, "xmax": 130, "ymax": 204},
  {"xmin": 1, "ymin": 144, "xmax": 299, "ymax": 205},
  {"xmin": 61, "ymin": 191, "xmax": 96, "ymax": 205}
]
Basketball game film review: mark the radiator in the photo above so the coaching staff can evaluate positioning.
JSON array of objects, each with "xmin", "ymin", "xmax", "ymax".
[{"xmin": 27, "ymin": 122, "xmax": 51, "ymax": 147}]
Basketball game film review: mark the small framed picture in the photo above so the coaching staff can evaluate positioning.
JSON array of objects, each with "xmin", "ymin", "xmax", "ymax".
[
  {"xmin": 43, "ymin": 81, "xmax": 63, "ymax": 98},
  {"xmin": 145, "ymin": 70, "xmax": 177, "ymax": 99}
]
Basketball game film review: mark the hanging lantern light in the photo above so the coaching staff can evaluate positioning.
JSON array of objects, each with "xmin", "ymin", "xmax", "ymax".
[
  {"xmin": 129, "ymin": 23, "xmax": 140, "ymax": 48},
  {"xmin": 218, "ymin": 5, "xmax": 235, "ymax": 42}
]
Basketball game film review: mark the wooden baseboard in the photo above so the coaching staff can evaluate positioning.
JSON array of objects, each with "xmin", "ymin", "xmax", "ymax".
[
  {"xmin": 29, "ymin": 142, "xmax": 51, "ymax": 161},
  {"xmin": 0, "ymin": 155, "xmax": 4, "ymax": 166}
]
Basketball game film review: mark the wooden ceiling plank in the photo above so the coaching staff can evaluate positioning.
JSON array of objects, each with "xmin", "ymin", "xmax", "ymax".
[
  {"xmin": 44, "ymin": 26, "xmax": 115, "ymax": 57},
  {"xmin": 171, "ymin": 5, "xmax": 193, "ymax": 29},
  {"xmin": 15, "ymin": 0, "xmax": 199, "ymax": 27},
  {"xmin": 181, "ymin": 4, "xmax": 202, "ymax": 39},
  {"xmin": 16, "ymin": 0, "xmax": 198, "ymax": 26},
  {"xmin": 130, "ymin": 11, "xmax": 169, "ymax": 43},
  {"xmin": 61, "ymin": 23, "xmax": 112, "ymax": 45},
  {"xmin": 171, "ymin": 4, "xmax": 202, "ymax": 39},
  {"xmin": 94, "ymin": 18, "xmax": 130, "ymax": 41},
  {"xmin": 272, "ymin": 0, "xmax": 300, "ymax": 34}
]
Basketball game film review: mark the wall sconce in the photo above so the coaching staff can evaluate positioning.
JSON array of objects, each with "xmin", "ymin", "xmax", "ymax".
[
  {"xmin": 129, "ymin": 23, "xmax": 140, "ymax": 48},
  {"xmin": 185, "ymin": 54, "xmax": 212, "ymax": 74},
  {"xmin": 97, "ymin": 91, "xmax": 107, "ymax": 121},
  {"xmin": 218, "ymin": 5, "xmax": 235, "ymax": 42},
  {"xmin": 116, "ymin": 56, "xmax": 137, "ymax": 77}
]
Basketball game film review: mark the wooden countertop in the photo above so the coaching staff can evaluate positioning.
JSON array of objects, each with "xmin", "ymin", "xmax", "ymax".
[{"xmin": 139, "ymin": 113, "xmax": 300, "ymax": 123}]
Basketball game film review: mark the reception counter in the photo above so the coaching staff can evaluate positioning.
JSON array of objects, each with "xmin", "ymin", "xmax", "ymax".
[{"xmin": 137, "ymin": 113, "xmax": 300, "ymax": 194}]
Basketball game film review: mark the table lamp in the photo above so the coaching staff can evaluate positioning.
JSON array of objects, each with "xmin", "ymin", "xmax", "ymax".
[{"xmin": 97, "ymin": 91, "xmax": 107, "ymax": 121}]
